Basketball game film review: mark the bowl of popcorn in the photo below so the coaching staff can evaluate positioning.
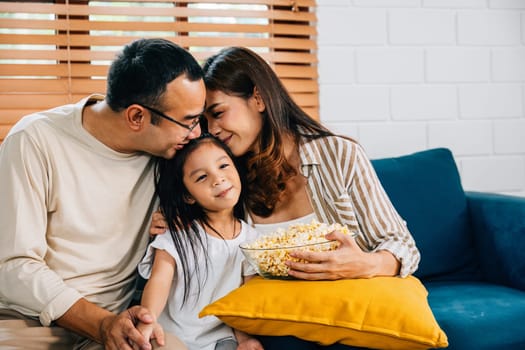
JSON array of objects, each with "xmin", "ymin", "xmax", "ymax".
[{"xmin": 240, "ymin": 220, "xmax": 353, "ymax": 279}]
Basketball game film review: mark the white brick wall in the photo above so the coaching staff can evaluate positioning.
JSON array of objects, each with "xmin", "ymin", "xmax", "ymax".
[{"xmin": 318, "ymin": 0, "xmax": 525, "ymax": 197}]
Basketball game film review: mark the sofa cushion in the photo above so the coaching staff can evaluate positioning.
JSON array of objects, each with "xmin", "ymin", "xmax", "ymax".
[
  {"xmin": 371, "ymin": 148, "xmax": 478, "ymax": 280},
  {"xmin": 426, "ymin": 281, "xmax": 525, "ymax": 350}
]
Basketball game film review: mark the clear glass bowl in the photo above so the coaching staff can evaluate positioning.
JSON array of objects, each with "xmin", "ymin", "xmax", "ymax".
[{"xmin": 240, "ymin": 240, "xmax": 339, "ymax": 279}]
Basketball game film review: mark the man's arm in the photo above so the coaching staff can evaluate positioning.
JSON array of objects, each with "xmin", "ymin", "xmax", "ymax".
[
  {"xmin": 56, "ymin": 298, "xmax": 154, "ymax": 350},
  {"xmin": 0, "ymin": 132, "xmax": 80, "ymax": 324},
  {"xmin": 0, "ymin": 132, "xmax": 152, "ymax": 349}
]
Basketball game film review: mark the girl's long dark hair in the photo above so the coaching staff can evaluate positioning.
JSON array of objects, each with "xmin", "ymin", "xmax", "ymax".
[
  {"xmin": 154, "ymin": 133, "xmax": 244, "ymax": 305},
  {"xmin": 203, "ymin": 47, "xmax": 335, "ymax": 217}
]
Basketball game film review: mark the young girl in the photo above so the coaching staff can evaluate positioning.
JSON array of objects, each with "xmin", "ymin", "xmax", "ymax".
[{"xmin": 136, "ymin": 134, "xmax": 263, "ymax": 350}]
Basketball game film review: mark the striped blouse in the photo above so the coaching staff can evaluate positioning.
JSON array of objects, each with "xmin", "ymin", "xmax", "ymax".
[{"xmin": 298, "ymin": 134, "xmax": 420, "ymax": 277}]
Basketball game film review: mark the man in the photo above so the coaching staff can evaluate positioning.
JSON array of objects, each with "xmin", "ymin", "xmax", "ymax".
[{"xmin": 0, "ymin": 38, "xmax": 206, "ymax": 350}]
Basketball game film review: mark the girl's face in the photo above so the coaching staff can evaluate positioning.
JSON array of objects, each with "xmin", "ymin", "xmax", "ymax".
[
  {"xmin": 204, "ymin": 89, "xmax": 264, "ymax": 157},
  {"xmin": 182, "ymin": 141, "xmax": 242, "ymax": 214}
]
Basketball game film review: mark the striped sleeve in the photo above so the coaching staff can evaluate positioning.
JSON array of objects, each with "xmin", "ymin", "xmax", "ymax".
[
  {"xmin": 303, "ymin": 136, "xmax": 420, "ymax": 277},
  {"xmin": 346, "ymin": 142, "xmax": 420, "ymax": 277}
]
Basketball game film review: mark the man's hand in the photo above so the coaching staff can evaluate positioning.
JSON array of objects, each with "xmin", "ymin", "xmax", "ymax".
[{"xmin": 100, "ymin": 305, "xmax": 155, "ymax": 350}]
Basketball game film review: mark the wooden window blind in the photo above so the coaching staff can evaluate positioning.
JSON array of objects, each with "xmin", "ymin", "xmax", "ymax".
[{"xmin": 0, "ymin": 0, "xmax": 318, "ymax": 143}]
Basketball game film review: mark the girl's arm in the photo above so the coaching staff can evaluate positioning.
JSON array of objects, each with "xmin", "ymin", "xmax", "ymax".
[
  {"xmin": 137, "ymin": 249, "xmax": 176, "ymax": 347},
  {"xmin": 142, "ymin": 249, "xmax": 176, "ymax": 316}
]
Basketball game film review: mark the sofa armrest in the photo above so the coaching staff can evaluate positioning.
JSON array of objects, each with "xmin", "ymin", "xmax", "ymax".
[{"xmin": 467, "ymin": 191, "xmax": 525, "ymax": 291}]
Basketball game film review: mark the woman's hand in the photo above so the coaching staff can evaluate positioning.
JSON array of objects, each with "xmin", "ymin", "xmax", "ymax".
[
  {"xmin": 285, "ymin": 230, "xmax": 400, "ymax": 280},
  {"xmin": 149, "ymin": 210, "xmax": 168, "ymax": 236}
]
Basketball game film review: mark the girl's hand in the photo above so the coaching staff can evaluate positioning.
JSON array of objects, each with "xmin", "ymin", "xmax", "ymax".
[
  {"xmin": 131, "ymin": 321, "xmax": 165, "ymax": 350},
  {"xmin": 149, "ymin": 210, "xmax": 168, "ymax": 236},
  {"xmin": 99, "ymin": 305, "xmax": 154, "ymax": 350},
  {"xmin": 286, "ymin": 230, "xmax": 400, "ymax": 280}
]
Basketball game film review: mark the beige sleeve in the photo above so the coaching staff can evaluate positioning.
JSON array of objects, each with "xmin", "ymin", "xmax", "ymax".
[
  {"xmin": 348, "ymin": 143, "xmax": 421, "ymax": 277},
  {"xmin": 0, "ymin": 131, "xmax": 82, "ymax": 326}
]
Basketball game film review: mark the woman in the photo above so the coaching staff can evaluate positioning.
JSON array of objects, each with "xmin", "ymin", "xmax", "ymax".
[{"xmin": 152, "ymin": 47, "xmax": 421, "ymax": 349}]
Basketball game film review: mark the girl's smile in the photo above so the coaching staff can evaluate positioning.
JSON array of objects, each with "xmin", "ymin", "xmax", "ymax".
[{"xmin": 216, "ymin": 186, "xmax": 233, "ymax": 198}]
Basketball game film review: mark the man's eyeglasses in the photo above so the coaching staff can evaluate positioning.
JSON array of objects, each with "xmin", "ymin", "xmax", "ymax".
[{"xmin": 135, "ymin": 103, "xmax": 201, "ymax": 133}]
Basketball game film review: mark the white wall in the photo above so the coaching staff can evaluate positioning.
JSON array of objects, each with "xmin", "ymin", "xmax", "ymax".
[{"xmin": 317, "ymin": 0, "xmax": 525, "ymax": 197}]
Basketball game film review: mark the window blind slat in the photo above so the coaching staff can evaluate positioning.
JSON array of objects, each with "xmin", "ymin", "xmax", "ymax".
[
  {"xmin": 99, "ymin": 0, "xmax": 316, "ymax": 5},
  {"xmin": 3, "ymin": 18, "xmax": 316, "ymax": 36},
  {"xmin": 0, "ymin": 3, "xmax": 315, "ymax": 22},
  {"xmin": 0, "ymin": 94, "xmax": 85, "ymax": 109},
  {"xmin": 0, "ymin": 49, "xmax": 113, "ymax": 61},
  {"xmin": 0, "ymin": 79, "xmax": 105, "ymax": 94},
  {"xmin": 0, "ymin": 79, "xmax": 316, "ymax": 95},
  {"xmin": 0, "ymin": 111, "xmax": 39, "ymax": 124},
  {"xmin": 0, "ymin": 34, "xmax": 315, "ymax": 52},
  {"xmin": 67, "ymin": 35, "xmax": 317, "ymax": 50}
]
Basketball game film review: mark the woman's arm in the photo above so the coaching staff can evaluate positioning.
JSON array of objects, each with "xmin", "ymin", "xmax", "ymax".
[
  {"xmin": 287, "ymin": 139, "xmax": 419, "ymax": 280},
  {"xmin": 344, "ymin": 143, "xmax": 420, "ymax": 277}
]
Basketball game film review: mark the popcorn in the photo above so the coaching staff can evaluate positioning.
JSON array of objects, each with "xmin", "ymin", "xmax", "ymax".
[{"xmin": 241, "ymin": 220, "xmax": 352, "ymax": 278}]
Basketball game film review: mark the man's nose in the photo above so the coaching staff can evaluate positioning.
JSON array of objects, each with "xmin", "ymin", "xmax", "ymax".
[{"xmin": 186, "ymin": 124, "xmax": 202, "ymax": 140}]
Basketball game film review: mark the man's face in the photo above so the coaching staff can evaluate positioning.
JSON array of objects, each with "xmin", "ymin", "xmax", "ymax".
[{"xmin": 142, "ymin": 76, "xmax": 206, "ymax": 159}]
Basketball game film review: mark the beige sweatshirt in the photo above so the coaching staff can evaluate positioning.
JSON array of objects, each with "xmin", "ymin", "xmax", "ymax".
[{"xmin": 0, "ymin": 95, "xmax": 156, "ymax": 326}]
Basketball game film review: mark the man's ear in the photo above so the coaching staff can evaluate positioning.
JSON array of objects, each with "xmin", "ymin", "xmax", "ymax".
[
  {"xmin": 252, "ymin": 86, "xmax": 266, "ymax": 113},
  {"xmin": 126, "ymin": 105, "xmax": 145, "ymax": 131}
]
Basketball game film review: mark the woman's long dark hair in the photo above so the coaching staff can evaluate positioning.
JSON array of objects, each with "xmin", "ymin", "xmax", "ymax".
[
  {"xmin": 203, "ymin": 47, "xmax": 335, "ymax": 217},
  {"xmin": 154, "ymin": 133, "xmax": 244, "ymax": 305}
]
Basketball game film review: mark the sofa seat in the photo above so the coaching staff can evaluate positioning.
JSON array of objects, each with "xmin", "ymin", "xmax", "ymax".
[{"xmin": 427, "ymin": 281, "xmax": 525, "ymax": 350}]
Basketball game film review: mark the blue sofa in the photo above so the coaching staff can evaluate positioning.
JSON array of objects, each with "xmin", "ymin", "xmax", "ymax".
[{"xmin": 371, "ymin": 148, "xmax": 525, "ymax": 350}]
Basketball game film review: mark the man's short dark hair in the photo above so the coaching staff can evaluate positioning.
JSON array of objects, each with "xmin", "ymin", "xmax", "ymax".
[{"xmin": 106, "ymin": 38, "xmax": 203, "ymax": 112}]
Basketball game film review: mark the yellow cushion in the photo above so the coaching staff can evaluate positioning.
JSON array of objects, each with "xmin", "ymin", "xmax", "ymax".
[{"xmin": 200, "ymin": 275, "xmax": 448, "ymax": 349}]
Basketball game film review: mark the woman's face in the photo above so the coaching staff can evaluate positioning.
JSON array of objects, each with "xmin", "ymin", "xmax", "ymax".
[{"xmin": 204, "ymin": 89, "xmax": 264, "ymax": 157}]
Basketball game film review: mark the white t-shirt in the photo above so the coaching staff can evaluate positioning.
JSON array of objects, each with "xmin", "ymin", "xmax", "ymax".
[{"xmin": 138, "ymin": 220, "xmax": 258, "ymax": 350}]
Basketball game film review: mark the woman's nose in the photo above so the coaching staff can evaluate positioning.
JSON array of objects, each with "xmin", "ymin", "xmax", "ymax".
[{"xmin": 207, "ymin": 119, "xmax": 221, "ymax": 136}]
